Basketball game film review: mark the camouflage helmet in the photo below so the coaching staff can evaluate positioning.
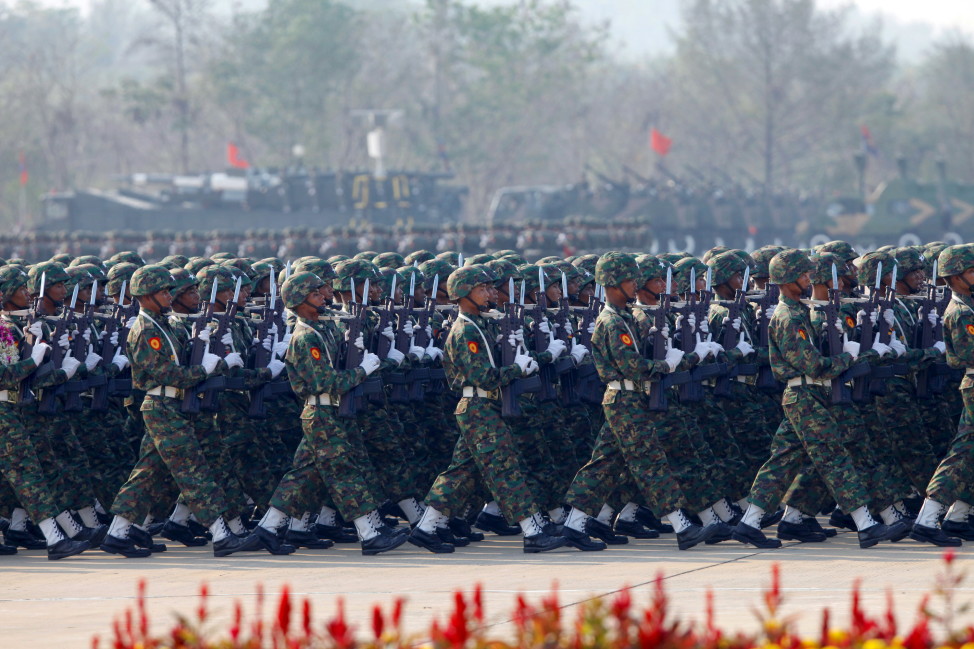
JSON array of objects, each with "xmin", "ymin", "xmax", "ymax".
[
  {"xmin": 484, "ymin": 258, "xmax": 521, "ymax": 285},
  {"xmin": 281, "ymin": 272, "xmax": 325, "ymax": 309},
  {"xmin": 672, "ymin": 256, "xmax": 708, "ymax": 289},
  {"xmin": 0, "ymin": 265, "xmax": 30, "ymax": 297},
  {"xmin": 875, "ymin": 244, "xmax": 896, "ymax": 253},
  {"xmin": 50, "ymin": 253, "xmax": 73, "ymax": 266},
  {"xmin": 447, "ymin": 266, "xmax": 491, "ymax": 301},
  {"xmin": 293, "ymin": 258, "xmax": 336, "ymax": 282},
  {"xmin": 938, "ymin": 244, "xmax": 974, "ymax": 278},
  {"xmin": 6, "ymin": 258, "xmax": 26, "ymax": 267},
  {"xmin": 372, "ymin": 252, "xmax": 406, "ymax": 269},
  {"xmin": 809, "ymin": 252, "xmax": 843, "ymax": 286},
  {"xmin": 257, "ymin": 257, "xmax": 285, "ymax": 273},
  {"xmin": 465, "ymin": 253, "xmax": 496, "ymax": 266},
  {"xmin": 436, "ymin": 251, "xmax": 461, "ymax": 266},
  {"xmin": 707, "ymin": 251, "xmax": 748, "ymax": 286},
  {"xmin": 333, "ymin": 259, "xmax": 382, "ymax": 292},
  {"xmin": 657, "ymin": 252, "xmax": 689, "ymax": 266},
  {"xmin": 535, "ymin": 255, "xmax": 562, "ymax": 264},
  {"xmin": 403, "ymin": 250, "xmax": 435, "ymax": 265},
  {"xmin": 521, "ymin": 263, "xmax": 561, "ymax": 293},
  {"xmin": 572, "ymin": 253, "xmax": 600, "ymax": 276},
  {"xmin": 28, "ymin": 261, "xmax": 70, "ymax": 294},
  {"xmin": 378, "ymin": 267, "xmax": 407, "ymax": 299},
  {"xmin": 751, "ymin": 245, "xmax": 788, "ymax": 278},
  {"xmin": 69, "ymin": 254, "xmax": 104, "ymax": 269},
  {"xmin": 222, "ymin": 258, "xmax": 257, "ymax": 283},
  {"xmin": 161, "ymin": 254, "xmax": 190, "ymax": 268},
  {"xmin": 594, "ymin": 252, "xmax": 639, "ymax": 287},
  {"xmin": 396, "ymin": 265, "xmax": 425, "ymax": 295},
  {"xmin": 492, "ymin": 249, "xmax": 518, "ymax": 259},
  {"xmin": 196, "ymin": 264, "xmax": 235, "ymax": 296},
  {"xmin": 110, "ymin": 251, "xmax": 146, "ymax": 267},
  {"xmin": 499, "ymin": 252, "xmax": 527, "ymax": 266},
  {"xmin": 106, "ymin": 262, "xmax": 138, "ymax": 296},
  {"xmin": 855, "ymin": 251, "xmax": 894, "ymax": 287},
  {"xmin": 701, "ymin": 246, "xmax": 730, "ymax": 264},
  {"xmin": 210, "ymin": 252, "xmax": 235, "ymax": 261},
  {"xmin": 815, "ymin": 240, "xmax": 858, "ymax": 263},
  {"xmin": 169, "ymin": 267, "xmax": 199, "ymax": 294},
  {"xmin": 65, "ymin": 265, "xmax": 94, "ymax": 289},
  {"xmin": 925, "ymin": 242, "xmax": 949, "ymax": 275},
  {"xmin": 768, "ymin": 249, "xmax": 814, "ymax": 285},
  {"xmin": 635, "ymin": 254, "xmax": 671, "ymax": 285},
  {"xmin": 352, "ymin": 251, "xmax": 378, "ymax": 261},
  {"xmin": 326, "ymin": 254, "xmax": 350, "ymax": 265},
  {"xmin": 250, "ymin": 261, "xmax": 274, "ymax": 283},
  {"xmin": 76, "ymin": 263, "xmax": 107, "ymax": 284},
  {"xmin": 130, "ymin": 264, "xmax": 176, "ymax": 297},
  {"xmin": 417, "ymin": 258, "xmax": 456, "ymax": 293},
  {"xmin": 184, "ymin": 258, "xmax": 216, "ymax": 275},
  {"xmin": 894, "ymin": 247, "xmax": 926, "ymax": 276}
]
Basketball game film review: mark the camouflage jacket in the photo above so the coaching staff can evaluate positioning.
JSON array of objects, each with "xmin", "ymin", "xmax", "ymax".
[
  {"xmin": 442, "ymin": 312, "xmax": 521, "ymax": 392},
  {"xmin": 943, "ymin": 292, "xmax": 974, "ymax": 388},
  {"xmin": 770, "ymin": 294, "xmax": 877, "ymax": 383},
  {"xmin": 2, "ymin": 311, "xmax": 69, "ymax": 390},
  {"xmin": 285, "ymin": 316, "xmax": 365, "ymax": 399},
  {"xmin": 592, "ymin": 303, "xmax": 668, "ymax": 384},
  {"xmin": 128, "ymin": 308, "xmax": 210, "ymax": 392}
]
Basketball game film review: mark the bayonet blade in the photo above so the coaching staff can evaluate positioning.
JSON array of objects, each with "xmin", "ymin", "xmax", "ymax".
[
  {"xmin": 831, "ymin": 263, "xmax": 839, "ymax": 291},
  {"xmin": 269, "ymin": 275, "xmax": 277, "ymax": 311},
  {"xmin": 665, "ymin": 267, "xmax": 672, "ymax": 296},
  {"xmin": 932, "ymin": 259, "xmax": 938, "ymax": 287},
  {"xmin": 90, "ymin": 280, "xmax": 97, "ymax": 306},
  {"xmin": 508, "ymin": 277, "xmax": 515, "ymax": 305},
  {"xmin": 892, "ymin": 261, "xmax": 899, "ymax": 286},
  {"xmin": 69, "ymin": 283, "xmax": 79, "ymax": 310},
  {"xmin": 690, "ymin": 267, "xmax": 696, "ymax": 295},
  {"xmin": 209, "ymin": 278, "xmax": 218, "ymax": 304},
  {"xmin": 232, "ymin": 276, "xmax": 242, "ymax": 304},
  {"xmin": 119, "ymin": 279, "xmax": 126, "ymax": 306},
  {"xmin": 389, "ymin": 272, "xmax": 397, "ymax": 303},
  {"xmin": 39, "ymin": 272, "xmax": 46, "ymax": 303},
  {"xmin": 538, "ymin": 266, "xmax": 546, "ymax": 297},
  {"xmin": 520, "ymin": 279, "xmax": 526, "ymax": 306},
  {"xmin": 561, "ymin": 271, "xmax": 568, "ymax": 298},
  {"xmin": 705, "ymin": 266, "xmax": 712, "ymax": 292},
  {"xmin": 875, "ymin": 261, "xmax": 883, "ymax": 291},
  {"xmin": 742, "ymin": 265, "xmax": 750, "ymax": 293},
  {"xmin": 409, "ymin": 271, "xmax": 416, "ymax": 299},
  {"xmin": 457, "ymin": 253, "xmax": 464, "ymax": 267},
  {"xmin": 350, "ymin": 277, "xmax": 357, "ymax": 305},
  {"xmin": 431, "ymin": 274, "xmax": 439, "ymax": 302},
  {"xmin": 285, "ymin": 260, "xmax": 292, "ymax": 280},
  {"xmin": 362, "ymin": 278, "xmax": 370, "ymax": 306}
]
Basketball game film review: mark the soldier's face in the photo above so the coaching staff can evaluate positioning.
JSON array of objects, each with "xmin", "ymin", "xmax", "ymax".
[
  {"xmin": 77, "ymin": 285, "xmax": 92, "ymax": 305},
  {"xmin": 257, "ymin": 277, "xmax": 270, "ymax": 295},
  {"xmin": 578, "ymin": 283, "xmax": 594, "ymax": 301},
  {"xmin": 238, "ymin": 284, "xmax": 251, "ymax": 306},
  {"xmin": 47, "ymin": 281, "xmax": 67, "ymax": 303},
  {"xmin": 545, "ymin": 283, "xmax": 561, "ymax": 302},
  {"xmin": 412, "ymin": 285, "xmax": 427, "ymax": 302},
  {"xmin": 8, "ymin": 285, "xmax": 29, "ymax": 308},
  {"xmin": 728, "ymin": 272, "xmax": 744, "ymax": 291},
  {"xmin": 152, "ymin": 289, "xmax": 173, "ymax": 310},
  {"xmin": 178, "ymin": 286, "xmax": 201, "ymax": 311},
  {"xmin": 647, "ymin": 277, "xmax": 666, "ymax": 296},
  {"xmin": 695, "ymin": 276, "xmax": 706, "ymax": 292}
]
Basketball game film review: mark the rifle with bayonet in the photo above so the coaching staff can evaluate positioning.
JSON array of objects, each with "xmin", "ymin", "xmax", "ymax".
[
  {"xmin": 64, "ymin": 283, "xmax": 103, "ymax": 412},
  {"xmin": 91, "ymin": 281, "xmax": 130, "ymax": 411},
  {"xmin": 500, "ymin": 277, "xmax": 543, "ymax": 417},
  {"xmin": 713, "ymin": 266, "xmax": 755, "ymax": 398},
  {"xmin": 851, "ymin": 261, "xmax": 889, "ymax": 402},
  {"xmin": 753, "ymin": 284, "xmax": 780, "ymax": 391},
  {"xmin": 529, "ymin": 268, "xmax": 558, "ymax": 402},
  {"xmin": 337, "ymin": 278, "xmax": 382, "ymax": 418},
  {"xmin": 200, "ymin": 276, "xmax": 242, "ymax": 412},
  {"xmin": 573, "ymin": 284, "xmax": 603, "ymax": 404},
  {"xmin": 414, "ymin": 275, "xmax": 446, "ymax": 396},
  {"xmin": 648, "ymin": 267, "xmax": 690, "ymax": 411},
  {"xmin": 17, "ymin": 271, "xmax": 46, "ymax": 407},
  {"xmin": 815, "ymin": 264, "xmax": 870, "ymax": 404},
  {"xmin": 38, "ymin": 283, "xmax": 80, "ymax": 415},
  {"xmin": 916, "ymin": 259, "xmax": 949, "ymax": 397},
  {"xmin": 181, "ymin": 279, "xmax": 221, "ymax": 414},
  {"xmin": 554, "ymin": 271, "xmax": 578, "ymax": 405},
  {"xmin": 247, "ymin": 275, "xmax": 292, "ymax": 418}
]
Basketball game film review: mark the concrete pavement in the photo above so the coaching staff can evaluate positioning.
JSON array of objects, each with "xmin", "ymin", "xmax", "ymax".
[{"xmin": 0, "ymin": 526, "xmax": 966, "ymax": 648}]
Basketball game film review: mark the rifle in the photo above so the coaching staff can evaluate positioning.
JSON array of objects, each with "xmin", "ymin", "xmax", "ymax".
[
  {"xmin": 17, "ymin": 271, "xmax": 45, "ymax": 407},
  {"xmin": 38, "ymin": 284, "xmax": 80, "ymax": 415},
  {"xmin": 714, "ymin": 266, "xmax": 755, "ymax": 398},
  {"xmin": 199, "ymin": 277, "xmax": 241, "ymax": 412},
  {"xmin": 851, "ymin": 261, "xmax": 888, "ymax": 402},
  {"xmin": 63, "ymin": 284, "xmax": 103, "ymax": 412},
  {"xmin": 500, "ymin": 277, "xmax": 543, "ymax": 417},
  {"xmin": 414, "ymin": 274, "xmax": 446, "ymax": 396},
  {"xmin": 337, "ymin": 278, "xmax": 382, "ymax": 418},
  {"xmin": 574, "ymin": 286, "xmax": 603, "ymax": 404},
  {"xmin": 247, "ymin": 276, "xmax": 292, "ymax": 418},
  {"xmin": 648, "ymin": 267, "xmax": 690, "ymax": 411},
  {"xmin": 753, "ymin": 285, "xmax": 781, "ymax": 391},
  {"xmin": 916, "ymin": 259, "xmax": 949, "ymax": 396},
  {"xmin": 529, "ymin": 267, "xmax": 558, "ymax": 402},
  {"xmin": 91, "ymin": 281, "xmax": 126, "ymax": 410},
  {"xmin": 815, "ymin": 264, "xmax": 870, "ymax": 404},
  {"xmin": 181, "ymin": 280, "xmax": 220, "ymax": 414},
  {"xmin": 554, "ymin": 271, "xmax": 578, "ymax": 405},
  {"xmin": 676, "ymin": 267, "xmax": 723, "ymax": 402}
]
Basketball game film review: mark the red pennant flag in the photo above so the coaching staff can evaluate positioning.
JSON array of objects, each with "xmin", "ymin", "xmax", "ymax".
[
  {"xmin": 17, "ymin": 152, "xmax": 28, "ymax": 186},
  {"xmin": 227, "ymin": 142, "xmax": 250, "ymax": 169},
  {"xmin": 650, "ymin": 128, "xmax": 672, "ymax": 157}
]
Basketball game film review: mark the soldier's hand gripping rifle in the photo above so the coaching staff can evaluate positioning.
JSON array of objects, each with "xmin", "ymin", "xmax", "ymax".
[
  {"xmin": 414, "ymin": 274, "xmax": 446, "ymax": 396},
  {"xmin": 17, "ymin": 271, "xmax": 46, "ymax": 407},
  {"xmin": 199, "ymin": 276, "xmax": 242, "ymax": 412},
  {"xmin": 64, "ymin": 283, "xmax": 103, "ymax": 412},
  {"xmin": 714, "ymin": 265, "xmax": 754, "ymax": 398},
  {"xmin": 916, "ymin": 259, "xmax": 949, "ymax": 396},
  {"xmin": 753, "ymin": 284, "xmax": 780, "ymax": 391},
  {"xmin": 574, "ymin": 285, "xmax": 604, "ymax": 404},
  {"xmin": 181, "ymin": 279, "xmax": 220, "ymax": 414},
  {"xmin": 852, "ymin": 260, "xmax": 887, "ymax": 402},
  {"xmin": 648, "ymin": 267, "xmax": 690, "ymax": 411},
  {"xmin": 816, "ymin": 264, "xmax": 870, "ymax": 404},
  {"xmin": 554, "ymin": 271, "xmax": 578, "ymax": 405},
  {"xmin": 500, "ymin": 277, "xmax": 542, "ymax": 417},
  {"xmin": 247, "ymin": 276, "xmax": 291, "ymax": 418},
  {"xmin": 91, "ymin": 280, "xmax": 123, "ymax": 411},
  {"xmin": 530, "ymin": 267, "xmax": 558, "ymax": 402},
  {"xmin": 38, "ymin": 283, "xmax": 79, "ymax": 415},
  {"xmin": 337, "ymin": 277, "xmax": 369, "ymax": 418}
]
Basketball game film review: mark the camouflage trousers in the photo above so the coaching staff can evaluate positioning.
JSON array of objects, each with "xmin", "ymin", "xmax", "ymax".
[
  {"xmin": 714, "ymin": 382, "xmax": 777, "ymax": 495},
  {"xmin": 270, "ymin": 403, "xmax": 381, "ymax": 521},
  {"xmin": 875, "ymin": 377, "xmax": 939, "ymax": 492},
  {"xmin": 0, "ymin": 402, "xmax": 60, "ymax": 522},
  {"xmin": 26, "ymin": 405, "xmax": 96, "ymax": 511},
  {"xmin": 219, "ymin": 391, "xmax": 281, "ymax": 508},
  {"xmin": 357, "ymin": 401, "xmax": 421, "ymax": 502},
  {"xmin": 518, "ymin": 395, "xmax": 577, "ymax": 509},
  {"xmin": 188, "ymin": 411, "xmax": 249, "ymax": 520},
  {"xmin": 111, "ymin": 394, "xmax": 229, "ymax": 526},
  {"xmin": 563, "ymin": 421, "xmax": 629, "ymax": 515},
  {"xmin": 603, "ymin": 389, "xmax": 687, "ymax": 515},
  {"xmin": 925, "ymin": 385, "xmax": 974, "ymax": 505},
  {"xmin": 920, "ymin": 393, "xmax": 956, "ymax": 461},
  {"xmin": 748, "ymin": 386, "xmax": 870, "ymax": 513},
  {"xmin": 426, "ymin": 396, "xmax": 540, "ymax": 523},
  {"xmin": 70, "ymin": 401, "xmax": 131, "ymax": 508},
  {"xmin": 692, "ymin": 388, "xmax": 750, "ymax": 499}
]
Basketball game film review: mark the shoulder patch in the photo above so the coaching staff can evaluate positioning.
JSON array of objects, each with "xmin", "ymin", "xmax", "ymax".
[
  {"xmin": 845, "ymin": 316, "xmax": 855, "ymax": 329},
  {"xmin": 797, "ymin": 328, "xmax": 807, "ymax": 340},
  {"xmin": 148, "ymin": 336, "xmax": 163, "ymax": 351},
  {"xmin": 620, "ymin": 333, "xmax": 633, "ymax": 346},
  {"xmin": 467, "ymin": 341, "xmax": 479, "ymax": 354},
  {"xmin": 310, "ymin": 347, "xmax": 322, "ymax": 360},
  {"xmin": 966, "ymin": 324, "xmax": 974, "ymax": 336}
]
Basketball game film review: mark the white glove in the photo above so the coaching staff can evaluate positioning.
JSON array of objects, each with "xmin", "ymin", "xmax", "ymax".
[
  {"xmin": 842, "ymin": 341, "xmax": 860, "ymax": 360},
  {"xmin": 524, "ymin": 358, "xmax": 539, "ymax": 375},
  {"xmin": 496, "ymin": 333, "xmax": 504, "ymax": 344},
  {"xmin": 282, "ymin": 331, "xmax": 292, "ymax": 345},
  {"xmin": 587, "ymin": 321, "xmax": 595, "ymax": 336},
  {"xmin": 201, "ymin": 352, "xmax": 220, "ymax": 375},
  {"xmin": 425, "ymin": 341, "xmax": 443, "ymax": 361},
  {"xmin": 273, "ymin": 340, "xmax": 289, "ymax": 357},
  {"xmin": 514, "ymin": 351, "xmax": 535, "ymax": 375},
  {"xmin": 84, "ymin": 351, "xmax": 101, "ymax": 371},
  {"xmin": 268, "ymin": 323, "xmax": 278, "ymax": 336},
  {"xmin": 570, "ymin": 341, "xmax": 588, "ymax": 364},
  {"xmin": 736, "ymin": 339, "xmax": 754, "ymax": 356},
  {"xmin": 883, "ymin": 309, "xmax": 895, "ymax": 327},
  {"xmin": 927, "ymin": 311, "xmax": 939, "ymax": 326},
  {"xmin": 81, "ymin": 328, "xmax": 92, "ymax": 344},
  {"xmin": 57, "ymin": 333, "xmax": 70, "ymax": 350},
  {"xmin": 856, "ymin": 309, "xmax": 879, "ymax": 326},
  {"xmin": 359, "ymin": 352, "xmax": 380, "ymax": 376},
  {"xmin": 538, "ymin": 319, "xmax": 552, "ymax": 335},
  {"xmin": 514, "ymin": 328, "xmax": 525, "ymax": 345},
  {"xmin": 754, "ymin": 307, "xmax": 764, "ymax": 321},
  {"xmin": 111, "ymin": 350, "xmax": 129, "ymax": 372},
  {"xmin": 60, "ymin": 355, "xmax": 81, "ymax": 380},
  {"xmin": 380, "ymin": 324, "xmax": 395, "ymax": 342},
  {"xmin": 220, "ymin": 332, "xmax": 233, "ymax": 347},
  {"xmin": 723, "ymin": 316, "xmax": 742, "ymax": 332},
  {"xmin": 665, "ymin": 348, "xmax": 685, "ymax": 372},
  {"xmin": 708, "ymin": 341, "xmax": 725, "ymax": 356},
  {"xmin": 197, "ymin": 328, "xmax": 211, "ymax": 343},
  {"xmin": 692, "ymin": 340, "xmax": 711, "ymax": 360},
  {"xmin": 267, "ymin": 358, "xmax": 285, "ymax": 379},
  {"xmin": 27, "ymin": 320, "xmax": 43, "ymax": 339},
  {"xmin": 698, "ymin": 318, "xmax": 709, "ymax": 334},
  {"xmin": 408, "ymin": 345, "xmax": 425, "ymax": 361},
  {"xmin": 386, "ymin": 346, "xmax": 405, "ymax": 366},
  {"xmin": 890, "ymin": 339, "xmax": 906, "ymax": 357},
  {"xmin": 685, "ymin": 313, "xmax": 696, "ymax": 331},
  {"xmin": 125, "ymin": 316, "xmax": 137, "ymax": 329},
  {"xmin": 260, "ymin": 335, "xmax": 273, "ymax": 351},
  {"xmin": 29, "ymin": 342, "xmax": 50, "ymax": 366},
  {"xmin": 933, "ymin": 341, "xmax": 946, "ymax": 354},
  {"xmin": 564, "ymin": 321, "xmax": 573, "ymax": 336},
  {"xmin": 224, "ymin": 352, "xmax": 244, "ymax": 369},
  {"xmin": 546, "ymin": 339, "xmax": 566, "ymax": 360},
  {"xmin": 424, "ymin": 325, "xmax": 433, "ymax": 340},
  {"xmin": 871, "ymin": 341, "xmax": 891, "ymax": 357},
  {"xmin": 109, "ymin": 331, "xmax": 119, "ymax": 347}
]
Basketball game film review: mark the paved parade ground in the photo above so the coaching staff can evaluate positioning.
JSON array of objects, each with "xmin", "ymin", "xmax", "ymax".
[{"xmin": 0, "ymin": 525, "xmax": 967, "ymax": 648}]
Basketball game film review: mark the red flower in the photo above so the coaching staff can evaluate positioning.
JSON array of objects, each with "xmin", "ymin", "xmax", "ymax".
[
  {"xmin": 277, "ymin": 585, "xmax": 292, "ymax": 636},
  {"xmin": 372, "ymin": 605, "xmax": 384, "ymax": 639}
]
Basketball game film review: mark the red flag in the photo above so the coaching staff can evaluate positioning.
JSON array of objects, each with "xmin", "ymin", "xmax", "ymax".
[
  {"xmin": 227, "ymin": 142, "xmax": 249, "ymax": 169},
  {"xmin": 650, "ymin": 128, "xmax": 671, "ymax": 157},
  {"xmin": 17, "ymin": 152, "xmax": 28, "ymax": 185}
]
